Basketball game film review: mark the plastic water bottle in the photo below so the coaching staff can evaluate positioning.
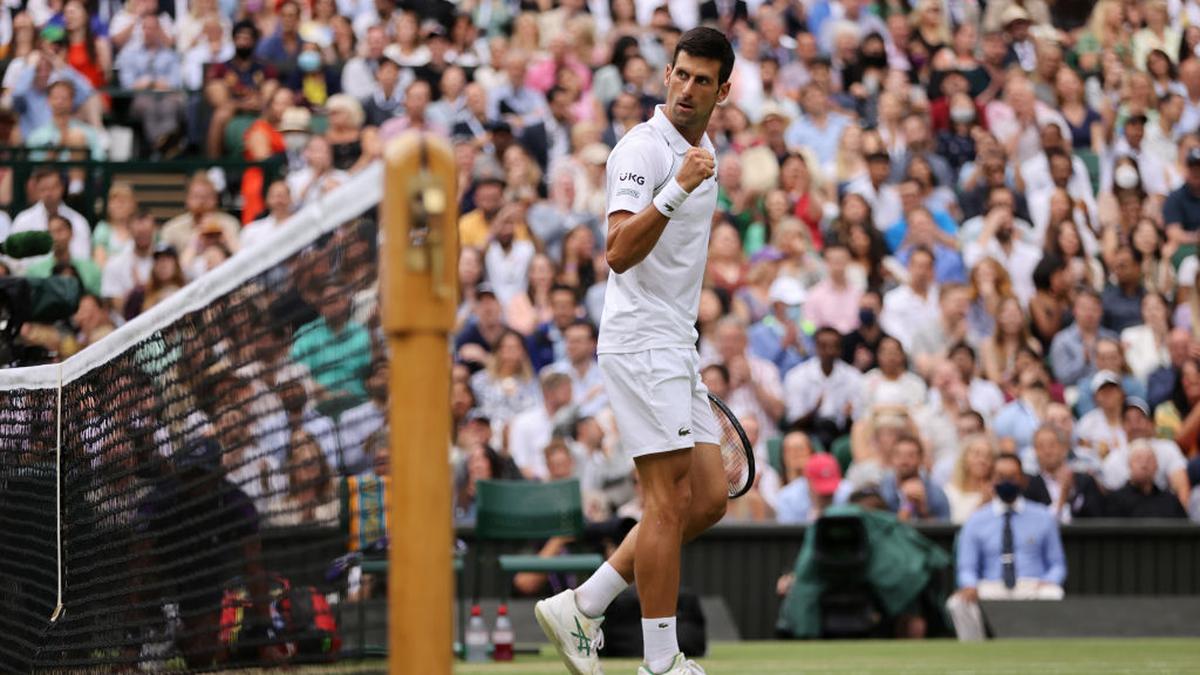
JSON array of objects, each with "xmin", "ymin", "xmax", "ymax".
[
  {"xmin": 492, "ymin": 604, "xmax": 514, "ymax": 661},
  {"xmin": 465, "ymin": 605, "xmax": 490, "ymax": 662}
]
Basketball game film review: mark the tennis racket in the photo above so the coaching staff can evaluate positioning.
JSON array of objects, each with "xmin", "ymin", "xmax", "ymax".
[{"xmin": 707, "ymin": 393, "xmax": 755, "ymax": 499}]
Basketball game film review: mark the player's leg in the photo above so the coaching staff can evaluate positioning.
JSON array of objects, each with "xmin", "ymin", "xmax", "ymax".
[{"xmin": 631, "ymin": 446, "xmax": 694, "ymax": 672}]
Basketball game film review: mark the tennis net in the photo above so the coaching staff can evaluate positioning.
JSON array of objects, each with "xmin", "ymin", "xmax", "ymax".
[{"xmin": 0, "ymin": 164, "xmax": 389, "ymax": 670}]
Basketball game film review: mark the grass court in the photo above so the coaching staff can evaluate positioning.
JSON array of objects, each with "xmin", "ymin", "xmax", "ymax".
[{"xmin": 450, "ymin": 638, "xmax": 1199, "ymax": 674}]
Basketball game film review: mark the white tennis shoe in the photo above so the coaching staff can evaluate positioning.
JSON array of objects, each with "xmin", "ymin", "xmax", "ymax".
[
  {"xmin": 637, "ymin": 653, "xmax": 707, "ymax": 675},
  {"xmin": 534, "ymin": 589, "xmax": 606, "ymax": 675}
]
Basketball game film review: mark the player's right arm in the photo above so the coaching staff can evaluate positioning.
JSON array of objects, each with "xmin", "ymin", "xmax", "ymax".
[{"xmin": 606, "ymin": 146, "xmax": 714, "ymax": 274}]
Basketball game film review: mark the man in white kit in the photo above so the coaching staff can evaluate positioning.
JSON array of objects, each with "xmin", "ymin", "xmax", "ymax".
[{"xmin": 534, "ymin": 27, "xmax": 735, "ymax": 675}]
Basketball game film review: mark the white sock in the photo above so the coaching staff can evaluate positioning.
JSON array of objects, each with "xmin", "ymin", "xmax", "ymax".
[
  {"xmin": 641, "ymin": 616, "xmax": 678, "ymax": 673},
  {"xmin": 573, "ymin": 561, "xmax": 628, "ymax": 618}
]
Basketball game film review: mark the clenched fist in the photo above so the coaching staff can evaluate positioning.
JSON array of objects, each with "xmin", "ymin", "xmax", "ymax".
[{"xmin": 674, "ymin": 147, "xmax": 715, "ymax": 192}]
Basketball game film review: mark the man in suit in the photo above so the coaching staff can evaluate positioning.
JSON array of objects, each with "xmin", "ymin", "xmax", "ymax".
[
  {"xmin": 946, "ymin": 452, "xmax": 1067, "ymax": 641},
  {"xmin": 602, "ymin": 90, "xmax": 644, "ymax": 148},
  {"xmin": 1024, "ymin": 425, "xmax": 1105, "ymax": 523},
  {"xmin": 518, "ymin": 84, "xmax": 574, "ymax": 173}
]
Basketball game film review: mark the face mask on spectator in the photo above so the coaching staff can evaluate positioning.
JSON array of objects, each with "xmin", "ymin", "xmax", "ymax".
[
  {"xmin": 994, "ymin": 480, "xmax": 1020, "ymax": 503},
  {"xmin": 858, "ymin": 308, "xmax": 877, "ymax": 326},
  {"xmin": 298, "ymin": 51, "xmax": 322, "ymax": 73},
  {"xmin": 950, "ymin": 106, "xmax": 975, "ymax": 124},
  {"xmin": 1114, "ymin": 165, "xmax": 1140, "ymax": 190},
  {"xmin": 236, "ymin": 43, "xmax": 255, "ymax": 59}
]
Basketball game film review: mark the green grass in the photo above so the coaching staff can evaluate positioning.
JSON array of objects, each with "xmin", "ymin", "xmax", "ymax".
[{"xmin": 452, "ymin": 639, "xmax": 1200, "ymax": 674}]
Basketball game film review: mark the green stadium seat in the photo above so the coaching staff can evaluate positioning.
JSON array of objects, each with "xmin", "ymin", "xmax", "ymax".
[
  {"xmin": 767, "ymin": 436, "xmax": 783, "ymax": 476},
  {"xmin": 223, "ymin": 114, "xmax": 257, "ymax": 158},
  {"xmin": 1074, "ymin": 150, "xmax": 1100, "ymax": 196},
  {"xmin": 473, "ymin": 479, "xmax": 602, "ymax": 602},
  {"xmin": 1171, "ymin": 244, "xmax": 1197, "ymax": 271}
]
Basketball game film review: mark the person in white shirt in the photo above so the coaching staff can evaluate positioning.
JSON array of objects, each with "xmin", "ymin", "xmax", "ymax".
[
  {"xmin": 880, "ymin": 245, "xmax": 940, "ymax": 351},
  {"xmin": 707, "ymin": 316, "xmax": 786, "ymax": 442},
  {"xmin": 483, "ymin": 203, "xmax": 535, "ymax": 307},
  {"xmin": 507, "ymin": 371, "xmax": 574, "ymax": 480},
  {"xmin": 783, "ymin": 326, "xmax": 862, "ymax": 447},
  {"xmin": 7, "ymin": 169, "xmax": 91, "ymax": 264},
  {"xmin": 846, "ymin": 151, "xmax": 903, "ymax": 231},
  {"xmin": 99, "ymin": 210, "xmax": 157, "ymax": 313},
  {"xmin": 286, "ymin": 135, "xmax": 350, "ymax": 208},
  {"xmin": 340, "ymin": 25, "xmax": 387, "ymax": 100},
  {"xmin": 1101, "ymin": 398, "xmax": 1191, "ymax": 508},
  {"xmin": 338, "ymin": 355, "xmax": 388, "ymax": 476},
  {"xmin": 963, "ymin": 203, "xmax": 1041, "ymax": 306},
  {"xmin": 535, "ymin": 30, "xmax": 734, "ymax": 675},
  {"xmin": 240, "ymin": 180, "xmax": 294, "ymax": 251},
  {"xmin": 1075, "ymin": 371, "xmax": 1129, "ymax": 462},
  {"xmin": 1101, "ymin": 115, "xmax": 1170, "ymax": 197}
]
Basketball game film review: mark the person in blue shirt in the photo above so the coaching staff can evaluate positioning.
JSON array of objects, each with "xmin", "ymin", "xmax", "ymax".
[
  {"xmin": 993, "ymin": 364, "xmax": 1053, "ymax": 457},
  {"xmin": 884, "ymin": 180, "xmax": 960, "ymax": 253},
  {"xmin": 893, "ymin": 207, "xmax": 967, "ymax": 284},
  {"xmin": 747, "ymin": 275, "xmax": 809, "ymax": 377},
  {"xmin": 880, "ymin": 434, "xmax": 951, "ymax": 522},
  {"xmin": 946, "ymin": 452, "xmax": 1067, "ymax": 640},
  {"xmin": 784, "ymin": 84, "xmax": 849, "ymax": 167}
]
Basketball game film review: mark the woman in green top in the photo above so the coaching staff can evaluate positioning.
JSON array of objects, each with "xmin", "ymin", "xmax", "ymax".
[
  {"xmin": 1074, "ymin": 0, "xmax": 1132, "ymax": 73},
  {"xmin": 92, "ymin": 182, "xmax": 138, "ymax": 268}
]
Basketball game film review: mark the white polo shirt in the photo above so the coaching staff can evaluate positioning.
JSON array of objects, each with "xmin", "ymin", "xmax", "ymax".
[{"xmin": 598, "ymin": 105, "xmax": 718, "ymax": 355}]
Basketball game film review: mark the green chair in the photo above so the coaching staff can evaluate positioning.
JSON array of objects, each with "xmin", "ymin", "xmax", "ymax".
[
  {"xmin": 767, "ymin": 436, "xmax": 784, "ymax": 476},
  {"xmin": 473, "ymin": 479, "xmax": 604, "ymax": 602},
  {"xmin": 1074, "ymin": 150, "xmax": 1101, "ymax": 196}
]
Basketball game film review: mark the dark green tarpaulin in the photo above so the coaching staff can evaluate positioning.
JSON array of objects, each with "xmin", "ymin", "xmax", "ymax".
[{"xmin": 776, "ymin": 505, "xmax": 951, "ymax": 638}]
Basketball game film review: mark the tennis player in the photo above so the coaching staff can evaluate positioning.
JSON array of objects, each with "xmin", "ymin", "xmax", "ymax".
[{"xmin": 535, "ymin": 27, "xmax": 735, "ymax": 675}]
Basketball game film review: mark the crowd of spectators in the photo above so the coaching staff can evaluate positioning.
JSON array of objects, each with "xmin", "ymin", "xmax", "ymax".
[{"xmin": 3, "ymin": 0, "xmax": 1200, "ymax": 535}]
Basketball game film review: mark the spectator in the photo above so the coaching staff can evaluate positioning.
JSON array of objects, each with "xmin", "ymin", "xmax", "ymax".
[
  {"xmin": 204, "ymin": 20, "xmax": 279, "ymax": 158},
  {"xmin": 286, "ymin": 135, "xmax": 350, "ymax": 208},
  {"xmin": 7, "ymin": 168, "xmax": 90, "ymax": 262},
  {"xmin": 456, "ymin": 283, "xmax": 507, "ymax": 369},
  {"xmin": 861, "ymin": 335, "xmax": 927, "ymax": 414},
  {"xmin": 773, "ymin": 431, "xmax": 818, "ymax": 523},
  {"xmin": 99, "ymin": 210, "xmax": 156, "ymax": 313},
  {"xmin": 25, "ymin": 79, "xmax": 105, "ymax": 160},
  {"xmin": 709, "ymin": 317, "xmax": 786, "ymax": 439},
  {"xmin": 946, "ymin": 452, "xmax": 1065, "ymax": 641},
  {"xmin": 841, "ymin": 289, "xmax": 887, "ymax": 373},
  {"xmin": 380, "ymin": 79, "xmax": 446, "ymax": 140},
  {"xmin": 1162, "ymin": 147, "xmax": 1200, "ymax": 251},
  {"xmin": 964, "ymin": 202, "xmax": 1040, "ymax": 305},
  {"xmin": 526, "ymin": 284, "xmax": 579, "ymax": 372},
  {"xmin": 91, "ymin": 182, "xmax": 138, "ymax": 269},
  {"xmin": 160, "ymin": 172, "xmax": 240, "ymax": 257},
  {"xmin": 1155, "ymin": 358, "xmax": 1200, "ymax": 457},
  {"xmin": 1074, "ymin": 338, "xmax": 1148, "ymax": 416},
  {"xmin": 1101, "ymin": 246, "xmax": 1147, "ymax": 333},
  {"xmin": 946, "ymin": 342, "xmax": 1006, "ymax": 419},
  {"xmin": 139, "ymin": 244, "xmax": 185, "ymax": 313},
  {"xmin": 325, "ymin": 93, "xmax": 379, "ymax": 174},
  {"xmin": 894, "ymin": 206, "xmax": 967, "ymax": 286},
  {"xmin": 980, "ymin": 296, "xmax": 1041, "ymax": 389},
  {"xmin": 880, "ymin": 246, "xmax": 939, "ymax": 352},
  {"xmin": 1104, "ymin": 443, "xmax": 1190, "ymax": 518},
  {"xmin": 507, "ymin": 371, "xmax": 573, "ymax": 481},
  {"xmin": 290, "ymin": 283, "xmax": 372, "ymax": 410},
  {"xmin": 549, "ymin": 319, "xmax": 606, "ymax": 417},
  {"xmin": 909, "ymin": 282, "xmax": 970, "ymax": 377},
  {"xmin": 482, "ymin": 203, "xmax": 535, "ymax": 307},
  {"xmin": 115, "ymin": 15, "xmax": 185, "ymax": 154},
  {"xmin": 240, "ymin": 181, "xmax": 294, "ymax": 250},
  {"xmin": 747, "ymin": 275, "xmax": 808, "ymax": 377},
  {"xmin": 1076, "ymin": 371, "xmax": 1130, "ymax": 461},
  {"xmin": 880, "ymin": 433, "xmax": 950, "ymax": 522},
  {"xmin": 802, "ymin": 243, "xmax": 862, "ymax": 335},
  {"xmin": 1103, "ymin": 397, "xmax": 1191, "ymax": 507},
  {"xmin": 11, "ymin": 43, "xmax": 102, "ymax": 138},
  {"xmin": 24, "ymin": 213, "xmax": 100, "ymax": 294},
  {"xmin": 944, "ymin": 434, "xmax": 997, "ymax": 525},
  {"xmin": 785, "ymin": 84, "xmax": 850, "ymax": 166},
  {"xmin": 468, "ymin": 329, "xmax": 540, "ymax": 433},
  {"xmin": 784, "ymin": 326, "xmax": 862, "ymax": 448},
  {"xmin": 1025, "ymin": 425, "xmax": 1105, "ymax": 523},
  {"xmin": 1147, "ymin": 328, "xmax": 1192, "ymax": 409},
  {"xmin": 270, "ymin": 429, "xmax": 339, "ymax": 526},
  {"xmin": 1049, "ymin": 290, "xmax": 1118, "ymax": 387},
  {"xmin": 993, "ymin": 365, "xmax": 1053, "ymax": 456}
]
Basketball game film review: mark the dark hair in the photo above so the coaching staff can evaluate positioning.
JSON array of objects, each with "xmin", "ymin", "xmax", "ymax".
[
  {"xmin": 701, "ymin": 362, "xmax": 730, "ymax": 386},
  {"xmin": 1032, "ymin": 253, "xmax": 1064, "ymax": 292},
  {"xmin": 959, "ymin": 409, "xmax": 986, "ymax": 432},
  {"xmin": 672, "ymin": 27, "xmax": 735, "ymax": 85},
  {"xmin": 31, "ymin": 167, "xmax": 63, "ymax": 184},
  {"xmin": 564, "ymin": 318, "xmax": 597, "ymax": 341},
  {"xmin": 232, "ymin": 19, "xmax": 260, "ymax": 41},
  {"xmin": 949, "ymin": 341, "xmax": 976, "ymax": 362},
  {"xmin": 547, "ymin": 84, "xmax": 570, "ymax": 103},
  {"xmin": 814, "ymin": 325, "xmax": 842, "ymax": 342},
  {"xmin": 893, "ymin": 432, "xmax": 924, "ymax": 455},
  {"xmin": 995, "ymin": 452, "xmax": 1023, "ymax": 471},
  {"xmin": 549, "ymin": 283, "xmax": 578, "ymax": 301},
  {"xmin": 907, "ymin": 244, "xmax": 935, "ymax": 265},
  {"xmin": 1171, "ymin": 359, "xmax": 1200, "ymax": 416}
]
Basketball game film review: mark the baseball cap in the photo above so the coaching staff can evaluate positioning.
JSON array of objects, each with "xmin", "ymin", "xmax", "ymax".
[
  {"xmin": 1124, "ymin": 396, "xmax": 1151, "ymax": 418},
  {"xmin": 152, "ymin": 243, "xmax": 178, "ymax": 259},
  {"xmin": 805, "ymin": 453, "xmax": 842, "ymax": 496},
  {"xmin": 475, "ymin": 282, "xmax": 497, "ymax": 299},
  {"xmin": 1002, "ymin": 5, "xmax": 1031, "ymax": 25},
  {"xmin": 1187, "ymin": 147, "xmax": 1200, "ymax": 167},
  {"xmin": 759, "ymin": 101, "xmax": 792, "ymax": 124},
  {"xmin": 768, "ymin": 276, "xmax": 806, "ymax": 306},
  {"xmin": 1091, "ymin": 369, "xmax": 1123, "ymax": 394}
]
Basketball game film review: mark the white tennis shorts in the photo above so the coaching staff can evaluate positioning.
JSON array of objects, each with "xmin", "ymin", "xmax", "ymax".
[{"xmin": 598, "ymin": 347, "xmax": 721, "ymax": 458}]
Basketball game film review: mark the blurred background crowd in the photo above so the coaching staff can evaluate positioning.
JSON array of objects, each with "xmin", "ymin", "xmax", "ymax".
[{"xmin": 2, "ymin": 0, "xmax": 1200, "ymax": 532}]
